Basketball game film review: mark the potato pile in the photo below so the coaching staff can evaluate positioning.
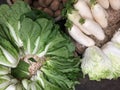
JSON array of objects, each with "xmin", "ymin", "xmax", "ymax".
[{"xmin": 7, "ymin": 0, "xmax": 67, "ymax": 19}]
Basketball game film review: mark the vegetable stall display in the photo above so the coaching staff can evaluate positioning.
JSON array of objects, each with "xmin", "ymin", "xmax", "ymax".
[
  {"xmin": 63, "ymin": 0, "xmax": 120, "ymax": 81},
  {"xmin": 0, "ymin": 1, "xmax": 81, "ymax": 90},
  {"xmin": 64, "ymin": 0, "xmax": 120, "ymax": 51},
  {"xmin": 81, "ymin": 28, "xmax": 120, "ymax": 81},
  {"xmin": 7, "ymin": 0, "xmax": 67, "ymax": 21}
]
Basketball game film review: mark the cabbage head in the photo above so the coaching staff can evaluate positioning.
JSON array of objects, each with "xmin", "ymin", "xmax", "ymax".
[
  {"xmin": 81, "ymin": 46, "xmax": 112, "ymax": 81},
  {"xmin": 0, "ymin": 1, "xmax": 81, "ymax": 90}
]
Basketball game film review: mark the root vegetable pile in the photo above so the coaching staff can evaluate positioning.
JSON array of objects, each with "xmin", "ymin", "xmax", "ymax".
[
  {"xmin": 7, "ymin": 0, "xmax": 67, "ymax": 19},
  {"xmin": 63, "ymin": 0, "xmax": 120, "ymax": 81},
  {"xmin": 65, "ymin": 0, "xmax": 120, "ymax": 54}
]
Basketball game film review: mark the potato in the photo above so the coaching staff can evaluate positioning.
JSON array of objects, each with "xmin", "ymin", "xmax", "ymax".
[
  {"xmin": 44, "ymin": 0, "xmax": 52, "ymax": 6},
  {"xmin": 54, "ymin": 10, "xmax": 61, "ymax": 17},
  {"xmin": 38, "ymin": 0, "xmax": 47, "ymax": 7},
  {"xmin": 50, "ymin": 0, "xmax": 60, "ymax": 11},
  {"xmin": 43, "ymin": 8, "xmax": 54, "ymax": 16},
  {"xmin": 33, "ymin": 1, "xmax": 40, "ymax": 8}
]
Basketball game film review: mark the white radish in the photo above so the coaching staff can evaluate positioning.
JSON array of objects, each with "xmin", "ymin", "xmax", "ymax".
[
  {"xmin": 68, "ymin": 24, "xmax": 95, "ymax": 47},
  {"xmin": 91, "ymin": 3, "xmax": 108, "ymax": 28},
  {"xmin": 97, "ymin": 0, "xmax": 109, "ymax": 9},
  {"xmin": 109, "ymin": 0, "xmax": 120, "ymax": 10},
  {"xmin": 67, "ymin": 10, "xmax": 91, "ymax": 35},
  {"xmin": 84, "ymin": 0, "xmax": 91, "ymax": 5},
  {"xmin": 111, "ymin": 28, "xmax": 120, "ymax": 44},
  {"xmin": 81, "ymin": 18, "xmax": 105, "ymax": 40},
  {"xmin": 74, "ymin": 0, "xmax": 93, "ymax": 19}
]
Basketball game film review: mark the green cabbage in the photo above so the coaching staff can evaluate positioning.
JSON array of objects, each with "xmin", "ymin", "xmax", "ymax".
[{"xmin": 0, "ymin": 1, "xmax": 81, "ymax": 90}]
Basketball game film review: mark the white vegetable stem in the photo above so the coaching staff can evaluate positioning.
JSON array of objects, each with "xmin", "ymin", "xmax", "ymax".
[
  {"xmin": 109, "ymin": 0, "xmax": 120, "ymax": 10},
  {"xmin": 91, "ymin": 3, "xmax": 108, "ymax": 28},
  {"xmin": 74, "ymin": 0, "xmax": 93, "ymax": 19},
  {"xmin": 81, "ymin": 18, "xmax": 105, "ymax": 40},
  {"xmin": 68, "ymin": 24, "xmax": 95, "ymax": 47},
  {"xmin": 111, "ymin": 28, "xmax": 120, "ymax": 44},
  {"xmin": 102, "ymin": 42, "xmax": 120, "ymax": 78},
  {"xmin": 67, "ymin": 10, "xmax": 91, "ymax": 35},
  {"xmin": 97, "ymin": 0, "xmax": 109, "ymax": 9}
]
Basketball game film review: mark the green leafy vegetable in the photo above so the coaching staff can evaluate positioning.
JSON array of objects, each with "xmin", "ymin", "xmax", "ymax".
[{"xmin": 0, "ymin": 1, "xmax": 81, "ymax": 90}]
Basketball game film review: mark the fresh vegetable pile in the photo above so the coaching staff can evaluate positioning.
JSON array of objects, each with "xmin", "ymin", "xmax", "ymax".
[
  {"xmin": 7, "ymin": 0, "xmax": 67, "ymax": 20},
  {"xmin": 82, "ymin": 28, "xmax": 120, "ymax": 81},
  {"xmin": 64, "ymin": 0, "xmax": 120, "ymax": 50},
  {"xmin": 0, "ymin": 1, "xmax": 81, "ymax": 90},
  {"xmin": 63, "ymin": 0, "xmax": 120, "ymax": 81}
]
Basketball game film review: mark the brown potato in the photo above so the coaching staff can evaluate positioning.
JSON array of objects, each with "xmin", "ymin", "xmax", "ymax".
[
  {"xmin": 59, "ymin": 3, "xmax": 63, "ymax": 9},
  {"xmin": 38, "ymin": 0, "xmax": 47, "ymax": 7},
  {"xmin": 54, "ymin": 10, "xmax": 61, "ymax": 17},
  {"xmin": 33, "ymin": 1, "xmax": 40, "ymax": 8},
  {"xmin": 50, "ymin": 0, "xmax": 60, "ymax": 11},
  {"xmin": 44, "ymin": 0, "xmax": 52, "ymax": 6},
  {"xmin": 62, "ymin": 0, "xmax": 67, "ymax": 4},
  {"xmin": 43, "ymin": 8, "xmax": 54, "ymax": 16},
  {"xmin": 37, "ymin": 7, "xmax": 43, "ymax": 10}
]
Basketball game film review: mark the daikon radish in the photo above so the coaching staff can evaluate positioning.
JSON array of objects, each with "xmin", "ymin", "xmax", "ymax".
[
  {"xmin": 84, "ymin": 0, "xmax": 91, "ymax": 6},
  {"xmin": 67, "ymin": 10, "xmax": 91, "ymax": 35},
  {"xmin": 74, "ymin": 0, "xmax": 93, "ymax": 19},
  {"xmin": 109, "ymin": 0, "xmax": 120, "ymax": 10},
  {"xmin": 68, "ymin": 24, "xmax": 95, "ymax": 47},
  {"xmin": 111, "ymin": 29, "xmax": 120, "ymax": 44},
  {"xmin": 91, "ymin": 3, "xmax": 108, "ymax": 28},
  {"xmin": 97, "ymin": 0, "xmax": 109, "ymax": 9},
  {"xmin": 80, "ymin": 18, "xmax": 105, "ymax": 40}
]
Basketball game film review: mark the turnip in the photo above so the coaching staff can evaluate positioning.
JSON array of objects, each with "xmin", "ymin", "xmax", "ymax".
[
  {"xmin": 97, "ymin": 0, "xmax": 109, "ymax": 9},
  {"xmin": 91, "ymin": 3, "xmax": 108, "ymax": 28},
  {"xmin": 109, "ymin": 0, "xmax": 120, "ymax": 10},
  {"xmin": 74, "ymin": 0, "xmax": 93, "ymax": 19},
  {"xmin": 68, "ymin": 24, "xmax": 95, "ymax": 47}
]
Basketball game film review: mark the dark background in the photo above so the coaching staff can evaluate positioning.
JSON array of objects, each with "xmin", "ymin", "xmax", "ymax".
[{"xmin": 0, "ymin": 0, "xmax": 120, "ymax": 90}]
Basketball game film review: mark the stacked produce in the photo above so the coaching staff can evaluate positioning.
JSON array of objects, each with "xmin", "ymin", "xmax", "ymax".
[
  {"xmin": 7, "ymin": 0, "xmax": 67, "ymax": 20},
  {"xmin": 81, "ymin": 28, "xmax": 120, "ymax": 81},
  {"xmin": 4, "ymin": 0, "xmax": 120, "ymax": 86},
  {"xmin": 64, "ymin": 0, "xmax": 120, "ymax": 53},
  {"xmin": 63, "ymin": 0, "xmax": 120, "ymax": 81},
  {"xmin": 0, "ymin": 1, "xmax": 81, "ymax": 90}
]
